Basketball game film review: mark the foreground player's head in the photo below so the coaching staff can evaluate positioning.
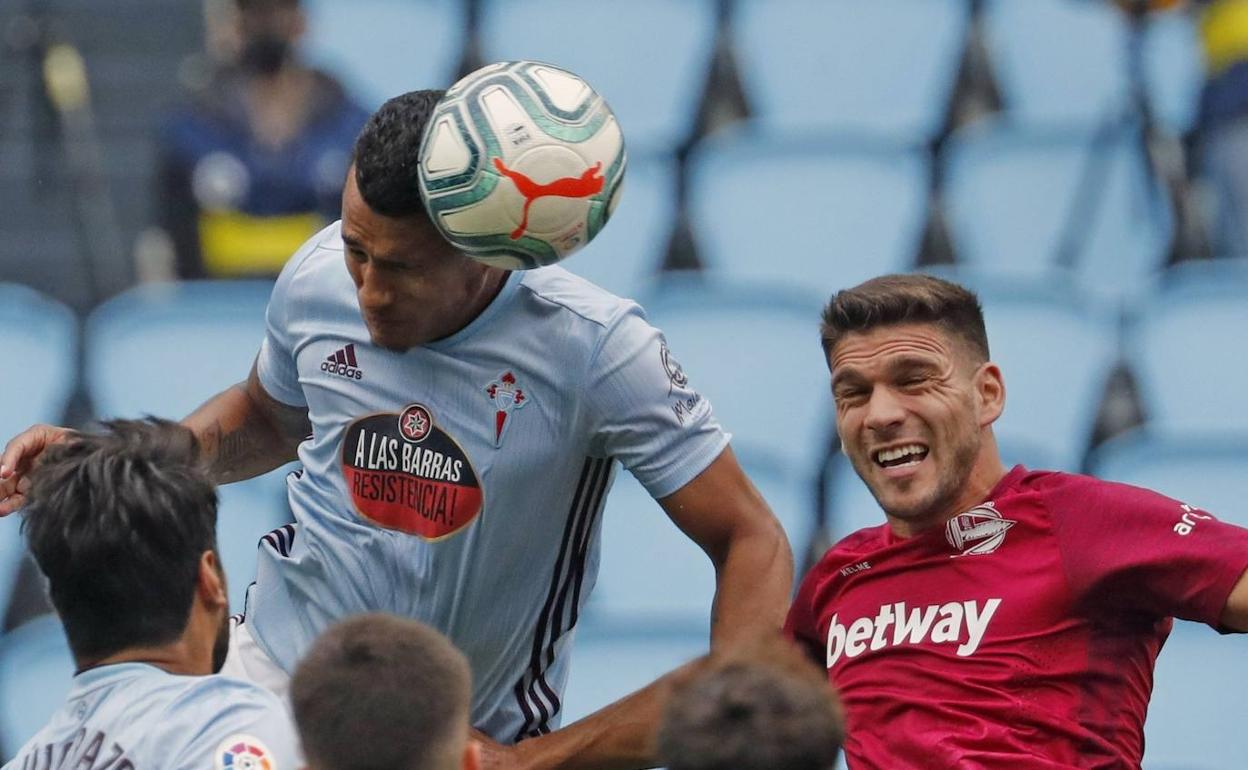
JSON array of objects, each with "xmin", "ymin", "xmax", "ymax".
[
  {"xmin": 344, "ymin": 89, "xmax": 505, "ymax": 352},
  {"xmin": 22, "ymin": 419, "xmax": 230, "ymax": 673},
  {"xmin": 658, "ymin": 635, "xmax": 844, "ymax": 770},
  {"xmin": 821, "ymin": 274, "xmax": 1006, "ymax": 536},
  {"xmin": 292, "ymin": 613, "xmax": 479, "ymax": 770}
]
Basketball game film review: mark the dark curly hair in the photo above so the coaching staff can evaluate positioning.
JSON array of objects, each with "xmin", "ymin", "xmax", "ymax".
[{"xmin": 352, "ymin": 89, "xmax": 447, "ymax": 218}]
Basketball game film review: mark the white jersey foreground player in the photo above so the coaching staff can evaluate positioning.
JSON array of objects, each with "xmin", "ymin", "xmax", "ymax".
[
  {"xmin": 1, "ymin": 90, "xmax": 793, "ymax": 769},
  {"xmin": 2, "ymin": 420, "xmax": 298, "ymax": 770}
]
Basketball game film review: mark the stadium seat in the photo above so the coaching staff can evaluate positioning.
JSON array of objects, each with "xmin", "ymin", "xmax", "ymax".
[
  {"xmin": 0, "ymin": 614, "xmax": 73, "ymax": 759},
  {"xmin": 1144, "ymin": 10, "xmax": 1204, "ymax": 136},
  {"xmin": 688, "ymin": 135, "xmax": 928, "ymax": 293},
  {"xmin": 984, "ymin": 0, "xmax": 1130, "ymax": 129},
  {"xmin": 1143, "ymin": 620, "xmax": 1248, "ymax": 768},
  {"xmin": 733, "ymin": 0, "xmax": 968, "ymax": 143},
  {"xmin": 943, "ymin": 123, "xmax": 1171, "ymax": 304},
  {"xmin": 1090, "ymin": 431, "xmax": 1248, "ymax": 528},
  {"xmin": 301, "ymin": 0, "xmax": 466, "ymax": 105},
  {"xmin": 85, "ymin": 281, "xmax": 293, "ymax": 613},
  {"xmin": 640, "ymin": 280, "xmax": 832, "ymax": 479},
  {"xmin": 589, "ymin": 460, "xmax": 812, "ymax": 629},
  {"xmin": 561, "ymin": 158, "xmax": 676, "ymax": 300},
  {"xmin": 560, "ymin": 625, "xmax": 707, "ymax": 726},
  {"xmin": 480, "ymin": 0, "xmax": 717, "ymax": 155},
  {"xmin": 1127, "ymin": 261, "xmax": 1248, "ymax": 436},
  {"xmin": 0, "ymin": 283, "xmax": 77, "ymax": 452}
]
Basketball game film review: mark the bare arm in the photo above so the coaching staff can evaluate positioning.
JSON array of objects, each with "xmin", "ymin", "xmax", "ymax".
[
  {"xmin": 1220, "ymin": 568, "xmax": 1248, "ymax": 632},
  {"xmin": 487, "ymin": 447, "xmax": 794, "ymax": 769},
  {"xmin": 182, "ymin": 360, "xmax": 311, "ymax": 484}
]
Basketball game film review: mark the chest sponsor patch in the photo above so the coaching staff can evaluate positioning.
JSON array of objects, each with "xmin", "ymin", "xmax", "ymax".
[
  {"xmin": 341, "ymin": 403, "xmax": 484, "ymax": 540},
  {"xmin": 825, "ymin": 598, "xmax": 1002, "ymax": 667}
]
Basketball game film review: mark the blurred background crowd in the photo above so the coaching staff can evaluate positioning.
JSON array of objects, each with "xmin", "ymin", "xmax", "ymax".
[{"xmin": 2, "ymin": 0, "xmax": 1247, "ymax": 766}]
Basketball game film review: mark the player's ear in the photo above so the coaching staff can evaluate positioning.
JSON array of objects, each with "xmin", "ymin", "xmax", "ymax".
[
  {"xmin": 462, "ymin": 739, "xmax": 481, "ymax": 770},
  {"xmin": 975, "ymin": 362, "xmax": 1005, "ymax": 427},
  {"xmin": 197, "ymin": 550, "xmax": 228, "ymax": 611}
]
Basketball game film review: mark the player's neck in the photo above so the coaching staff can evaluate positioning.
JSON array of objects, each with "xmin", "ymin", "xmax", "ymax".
[
  {"xmin": 440, "ymin": 266, "xmax": 509, "ymax": 340},
  {"xmin": 79, "ymin": 638, "xmax": 212, "ymax": 677},
  {"xmin": 888, "ymin": 450, "xmax": 1009, "ymax": 539}
]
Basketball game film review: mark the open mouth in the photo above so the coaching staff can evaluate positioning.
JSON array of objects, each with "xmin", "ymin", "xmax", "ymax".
[{"xmin": 873, "ymin": 443, "xmax": 929, "ymax": 469}]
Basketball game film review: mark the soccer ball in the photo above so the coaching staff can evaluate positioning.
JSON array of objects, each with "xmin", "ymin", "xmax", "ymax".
[{"xmin": 417, "ymin": 61, "xmax": 627, "ymax": 270}]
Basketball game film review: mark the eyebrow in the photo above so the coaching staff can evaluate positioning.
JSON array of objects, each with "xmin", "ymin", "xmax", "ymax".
[{"xmin": 830, "ymin": 354, "xmax": 940, "ymax": 389}]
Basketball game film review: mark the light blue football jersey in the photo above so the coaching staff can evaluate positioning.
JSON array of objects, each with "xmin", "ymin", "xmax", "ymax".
[
  {"xmin": 1, "ymin": 662, "xmax": 299, "ymax": 770},
  {"xmin": 247, "ymin": 222, "xmax": 728, "ymax": 741}
]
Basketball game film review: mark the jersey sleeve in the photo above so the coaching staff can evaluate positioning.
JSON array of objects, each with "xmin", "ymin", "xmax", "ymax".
[
  {"xmin": 254, "ymin": 236, "xmax": 317, "ymax": 408},
  {"xmin": 1053, "ymin": 477, "xmax": 1248, "ymax": 629},
  {"xmin": 584, "ymin": 303, "xmax": 730, "ymax": 499},
  {"xmin": 785, "ymin": 568, "xmax": 827, "ymax": 667},
  {"xmin": 172, "ymin": 685, "xmax": 303, "ymax": 770}
]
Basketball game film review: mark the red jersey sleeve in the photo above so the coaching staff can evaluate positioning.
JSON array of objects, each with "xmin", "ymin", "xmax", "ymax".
[
  {"xmin": 785, "ymin": 565, "xmax": 826, "ymax": 667},
  {"xmin": 1050, "ymin": 475, "xmax": 1248, "ymax": 628}
]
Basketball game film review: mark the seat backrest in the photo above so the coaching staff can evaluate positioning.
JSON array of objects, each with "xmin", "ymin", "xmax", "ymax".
[
  {"xmin": 85, "ymin": 281, "xmax": 274, "ymax": 419},
  {"xmin": 0, "ymin": 614, "xmax": 74, "ymax": 757},
  {"xmin": 689, "ymin": 135, "xmax": 927, "ymax": 293},
  {"xmin": 734, "ymin": 0, "xmax": 968, "ymax": 143},
  {"xmin": 0, "ymin": 283, "xmax": 77, "ymax": 444},
  {"xmin": 480, "ymin": 0, "xmax": 717, "ymax": 155}
]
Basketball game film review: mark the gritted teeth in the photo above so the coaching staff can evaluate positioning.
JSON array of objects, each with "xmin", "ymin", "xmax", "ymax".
[{"xmin": 874, "ymin": 444, "xmax": 929, "ymax": 467}]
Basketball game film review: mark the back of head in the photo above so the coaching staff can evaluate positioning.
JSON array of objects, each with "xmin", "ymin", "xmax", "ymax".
[
  {"xmin": 658, "ymin": 636, "xmax": 843, "ymax": 770},
  {"xmin": 353, "ymin": 89, "xmax": 447, "ymax": 218},
  {"xmin": 820, "ymin": 273, "xmax": 989, "ymax": 363},
  {"xmin": 21, "ymin": 419, "xmax": 217, "ymax": 662},
  {"xmin": 292, "ymin": 613, "xmax": 472, "ymax": 770}
]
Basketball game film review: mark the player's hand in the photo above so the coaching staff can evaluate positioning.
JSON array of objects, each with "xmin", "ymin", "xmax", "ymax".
[{"xmin": 0, "ymin": 424, "xmax": 74, "ymax": 516}]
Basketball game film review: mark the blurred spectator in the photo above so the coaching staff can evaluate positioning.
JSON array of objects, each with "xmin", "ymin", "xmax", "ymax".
[
  {"xmin": 1198, "ymin": 0, "xmax": 1248, "ymax": 256},
  {"xmin": 657, "ymin": 634, "xmax": 844, "ymax": 770},
  {"xmin": 154, "ymin": 0, "xmax": 368, "ymax": 279},
  {"xmin": 291, "ymin": 613, "xmax": 480, "ymax": 770}
]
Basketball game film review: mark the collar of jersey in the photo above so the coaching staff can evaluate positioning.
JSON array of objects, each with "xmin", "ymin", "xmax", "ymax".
[
  {"xmin": 72, "ymin": 661, "xmax": 177, "ymax": 690},
  {"xmin": 424, "ymin": 268, "xmax": 523, "ymax": 351},
  {"xmin": 881, "ymin": 464, "xmax": 1028, "ymax": 547}
]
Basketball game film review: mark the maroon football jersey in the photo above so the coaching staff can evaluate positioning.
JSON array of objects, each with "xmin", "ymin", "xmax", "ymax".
[{"xmin": 786, "ymin": 466, "xmax": 1248, "ymax": 769}]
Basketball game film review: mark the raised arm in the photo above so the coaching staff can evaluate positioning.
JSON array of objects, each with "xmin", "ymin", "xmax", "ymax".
[
  {"xmin": 481, "ymin": 447, "xmax": 794, "ymax": 770},
  {"xmin": 182, "ymin": 360, "xmax": 311, "ymax": 484}
]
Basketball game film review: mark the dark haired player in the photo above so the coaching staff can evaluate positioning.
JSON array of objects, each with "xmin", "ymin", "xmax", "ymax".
[
  {"xmin": 786, "ymin": 274, "xmax": 1248, "ymax": 767},
  {"xmin": 1, "ymin": 91, "xmax": 792, "ymax": 768},
  {"xmin": 2, "ymin": 420, "xmax": 297, "ymax": 770}
]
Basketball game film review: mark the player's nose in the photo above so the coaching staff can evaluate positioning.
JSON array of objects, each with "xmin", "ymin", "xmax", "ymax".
[
  {"xmin": 863, "ymin": 386, "xmax": 907, "ymax": 433},
  {"xmin": 357, "ymin": 266, "xmax": 395, "ymax": 313}
]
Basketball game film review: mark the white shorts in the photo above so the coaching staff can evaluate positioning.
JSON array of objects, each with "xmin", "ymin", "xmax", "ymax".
[{"xmin": 222, "ymin": 615, "xmax": 292, "ymax": 705}]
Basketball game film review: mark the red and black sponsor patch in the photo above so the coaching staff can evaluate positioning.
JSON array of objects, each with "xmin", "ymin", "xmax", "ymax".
[{"xmin": 341, "ymin": 404, "xmax": 484, "ymax": 540}]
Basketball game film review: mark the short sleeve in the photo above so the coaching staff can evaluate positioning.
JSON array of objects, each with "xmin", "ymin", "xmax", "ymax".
[
  {"xmin": 174, "ymin": 688, "xmax": 303, "ymax": 770},
  {"xmin": 1054, "ymin": 478, "xmax": 1248, "ymax": 628},
  {"xmin": 785, "ymin": 571, "xmax": 826, "ymax": 667},
  {"xmin": 584, "ymin": 304, "xmax": 730, "ymax": 499},
  {"xmin": 254, "ymin": 241, "xmax": 313, "ymax": 408}
]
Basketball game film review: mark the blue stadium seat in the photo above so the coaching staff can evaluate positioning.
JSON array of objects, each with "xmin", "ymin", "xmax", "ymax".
[
  {"xmin": 0, "ymin": 283, "xmax": 77, "ymax": 449},
  {"xmin": 0, "ymin": 614, "xmax": 73, "ymax": 758},
  {"xmin": 688, "ymin": 135, "xmax": 928, "ymax": 292},
  {"xmin": 560, "ymin": 626, "xmax": 707, "ymax": 726},
  {"xmin": 85, "ymin": 281, "xmax": 293, "ymax": 613},
  {"xmin": 1090, "ymin": 432, "xmax": 1248, "ymax": 528},
  {"xmin": 1127, "ymin": 262, "xmax": 1248, "ymax": 436},
  {"xmin": 1143, "ymin": 620, "xmax": 1248, "ymax": 768},
  {"xmin": 944, "ymin": 123, "xmax": 1170, "ymax": 304},
  {"xmin": 302, "ymin": 0, "xmax": 466, "ymax": 105},
  {"xmin": 640, "ymin": 281, "xmax": 831, "ymax": 479},
  {"xmin": 561, "ymin": 157, "xmax": 676, "ymax": 300},
  {"xmin": 1144, "ymin": 10, "xmax": 1204, "ymax": 136},
  {"xmin": 985, "ymin": 0, "xmax": 1130, "ymax": 129},
  {"xmin": 480, "ymin": 0, "xmax": 717, "ymax": 155},
  {"xmin": 733, "ymin": 0, "xmax": 968, "ymax": 143}
]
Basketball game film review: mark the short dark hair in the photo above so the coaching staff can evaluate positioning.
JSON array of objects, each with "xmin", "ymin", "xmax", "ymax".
[
  {"xmin": 352, "ymin": 89, "xmax": 447, "ymax": 218},
  {"xmin": 21, "ymin": 419, "xmax": 218, "ymax": 662},
  {"xmin": 292, "ymin": 613, "xmax": 471, "ymax": 770},
  {"xmin": 658, "ymin": 636, "xmax": 843, "ymax": 770},
  {"xmin": 820, "ymin": 273, "xmax": 989, "ymax": 362}
]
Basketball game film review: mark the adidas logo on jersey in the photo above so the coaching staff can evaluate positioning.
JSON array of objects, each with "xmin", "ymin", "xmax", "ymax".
[
  {"xmin": 322, "ymin": 344, "xmax": 363, "ymax": 380},
  {"xmin": 826, "ymin": 598, "xmax": 1002, "ymax": 667}
]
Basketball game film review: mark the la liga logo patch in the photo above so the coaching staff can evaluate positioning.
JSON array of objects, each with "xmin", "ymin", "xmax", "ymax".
[
  {"xmin": 215, "ymin": 736, "xmax": 274, "ymax": 770},
  {"xmin": 341, "ymin": 403, "xmax": 484, "ymax": 540}
]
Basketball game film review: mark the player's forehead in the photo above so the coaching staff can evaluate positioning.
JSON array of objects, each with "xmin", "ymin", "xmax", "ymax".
[
  {"xmin": 340, "ymin": 171, "xmax": 443, "ymax": 264},
  {"xmin": 829, "ymin": 323, "xmax": 958, "ymax": 380}
]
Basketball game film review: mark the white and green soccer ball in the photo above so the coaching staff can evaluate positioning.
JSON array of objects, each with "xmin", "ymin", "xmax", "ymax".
[{"xmin": 417, "ymin": 61, "xmax": 627, "ymax": 270}]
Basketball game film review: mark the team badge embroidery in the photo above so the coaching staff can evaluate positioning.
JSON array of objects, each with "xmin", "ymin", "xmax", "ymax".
[
  {"xmin": 485, "ymin": 370, "xmax": 528, "ymax": 447},
  {"xmin": 659, "ymin": 340, "xmax": 688, "ymax": 394},
  {"xmin": 215, "ymin": 736, "xmax": 275, "ymax": 770},
  {"xmin": 946, "ymin": 502, "xmax": 1016, "ymax": 557}
]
